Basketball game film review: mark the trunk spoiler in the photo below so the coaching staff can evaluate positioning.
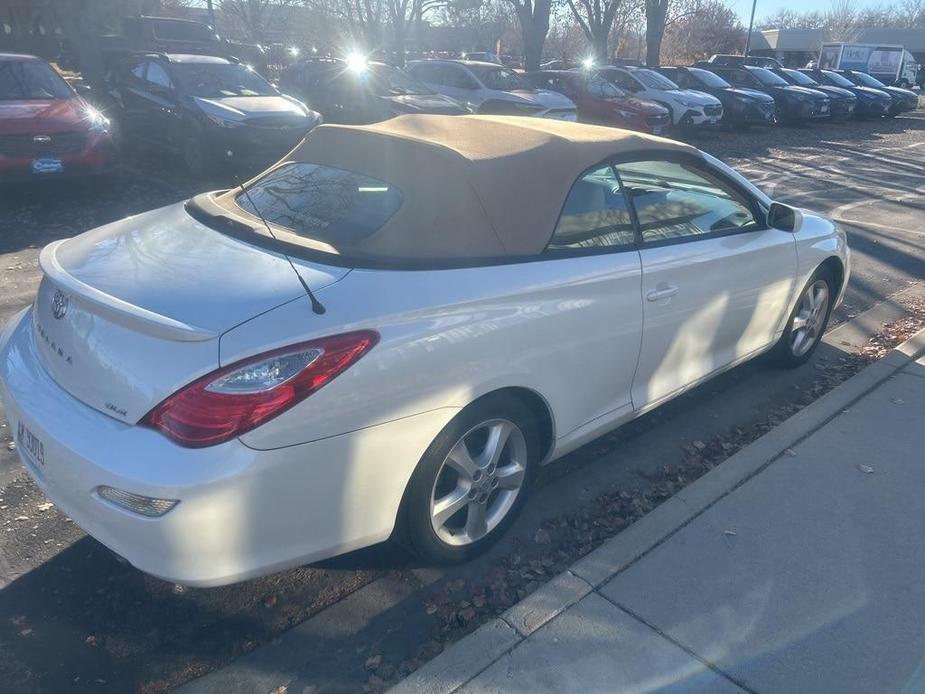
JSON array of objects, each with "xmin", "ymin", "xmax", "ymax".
[{"xmin": 39, "ymin": 240, "xmax": 218, "ymax": 343}]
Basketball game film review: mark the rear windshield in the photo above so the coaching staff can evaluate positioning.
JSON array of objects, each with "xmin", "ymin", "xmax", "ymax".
[
  {"xmin": 235, "ymin": 163, "xmax": 402, "ymax": 243},
  {"xmin": 0, "ymin": 60, "xmax": 73, "ymax": 100}
]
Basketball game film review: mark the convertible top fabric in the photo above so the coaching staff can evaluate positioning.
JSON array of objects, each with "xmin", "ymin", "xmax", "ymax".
[{"xmin": 214, "ymin": 114, "xmax": 698, "ymax": 261}]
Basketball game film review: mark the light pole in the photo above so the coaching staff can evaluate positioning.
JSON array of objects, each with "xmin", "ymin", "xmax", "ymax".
[
  {"xmin": 744, "ymin": 0, "xmax": 758, "ymax": 57},
  {"xmin": 207, "ymin": 0, "xmax": 216, "ymax": 29}
]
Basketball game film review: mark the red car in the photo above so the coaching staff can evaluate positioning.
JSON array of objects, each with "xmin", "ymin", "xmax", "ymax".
[
  {"xmin": 0, "ymin": 53, "xmax": 115, "ymax": 180},
  {"xmin": 525, "ymin": 70, "xmax": 671, "ymax": 135}
]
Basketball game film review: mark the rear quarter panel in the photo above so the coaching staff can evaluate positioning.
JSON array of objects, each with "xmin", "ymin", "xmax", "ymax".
[{"xmin": 223, "ymin": 253, "xmax": 644, "ymax": 452}]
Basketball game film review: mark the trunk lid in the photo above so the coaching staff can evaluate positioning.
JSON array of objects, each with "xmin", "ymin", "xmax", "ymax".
[{"xmin": 33, "ymin": 202, "xmax": 348, "ymax": 424}]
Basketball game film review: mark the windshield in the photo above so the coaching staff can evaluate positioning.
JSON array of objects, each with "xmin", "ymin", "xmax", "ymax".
[
  {"xmin": 782, "ymin": 69, "xmax": 817, "ymax": 86},
  {"xmin": 689, "ymin": 68, "xmax": 730, "ymax": 88},
  {"xmin": 634, "ymin": 69, "xmax": 679, "ymax": 90},
  {"xmin": 173, "ymin": 63, "xmax": 276, "ymax": 97},
  {"xmin": 852, "ymin": 71, "xmax": 888, "ymax": 88},
  {"xmin": 235, "ymin": 163, "xmax": 402, "ymax": 244},
  {"xmin": 821, "ymin": 70, "xmax": 854, "ymax": 87},
  {"xmin": 0, "ymin": 60, "xmax": 73, "ymax": 100},
  {"xmin": 470, "ymin": 66, "xmax": 528, "ymax": 91},
  {"xmin": 751, "ymin": 68, "xmax": 789, "ymax": 86},
  {"xmin": 365, "ymin": 64, "xmax": 432, "ymax": 96}
]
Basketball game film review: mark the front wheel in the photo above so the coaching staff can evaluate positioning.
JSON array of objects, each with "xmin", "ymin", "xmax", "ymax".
[
  {"xmin": 401, "ymin": 394, "xmax": 539, "ymax": 563},
  {"xmin": 770, "ymin": 268, "xmax": 835, "ymax": 367}
]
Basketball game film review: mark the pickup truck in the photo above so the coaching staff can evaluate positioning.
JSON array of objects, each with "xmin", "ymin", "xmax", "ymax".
[{"xmin": 99, "ymin": 16, "xmax": 267, "ymax": 75}]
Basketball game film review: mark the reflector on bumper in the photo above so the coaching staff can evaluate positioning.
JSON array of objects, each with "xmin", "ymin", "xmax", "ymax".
[{"xmin": 97, "ymin": 486, "xmax": 178, "ymax": 517}]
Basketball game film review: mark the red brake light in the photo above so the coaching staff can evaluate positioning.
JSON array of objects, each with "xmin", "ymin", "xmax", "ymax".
[{"xmin": 142, "ymin": 330, "xmax": 379, "ymax": 447}]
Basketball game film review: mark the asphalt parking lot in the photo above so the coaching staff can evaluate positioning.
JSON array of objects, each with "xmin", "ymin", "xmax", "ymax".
[{"xmin": 1, "ymin": 111, "xmax": 924, "ymax": 693}]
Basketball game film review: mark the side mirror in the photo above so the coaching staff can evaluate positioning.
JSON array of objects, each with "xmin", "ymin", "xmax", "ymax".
[{"xmin": 768, "ymin": 202, "xmax": 803, "ymax": 232}]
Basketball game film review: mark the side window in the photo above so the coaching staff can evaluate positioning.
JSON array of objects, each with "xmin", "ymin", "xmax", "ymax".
[
  {"xmin": 608, "ymin": 71, "xmax": 634, "ymax": 90},
  {"xmin": 145, "ymin": 61, "xmax": 173, "ymax": 90},
  {"xmin": 444, "ymin": 66, "xmax": 477, "ymax": 89},
  {"xmin": 125, "ymin": 59, "xmax": 146, "ymax": 83},
  {"xmin": 733, "ymin": 69, "xmax": 750, "ymax": 85},
  {"xmin": 411, "ymin": 63, "xmax": 441, "ymax": 83},
  {"xmin": 674, "ymin": 72, "xmax": 693, "ymax": 88},
  {"xmin": 548, "ymin": 166, "xmax": 635, "ymax": 250},
  {"xmin": 615, "ymin": 159, "xmax": 759, "ymax": 244}
]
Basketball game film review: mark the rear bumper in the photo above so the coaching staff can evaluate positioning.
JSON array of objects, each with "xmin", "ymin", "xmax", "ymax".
[{"xmin": 0, "ymin": 309, "xmax": 456, "ymax": 586}]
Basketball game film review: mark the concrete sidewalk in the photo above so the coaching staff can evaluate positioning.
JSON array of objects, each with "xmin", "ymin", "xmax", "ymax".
[{"xmin": 393, "ymin": 329, "xmax": 925, "ymax": 694}]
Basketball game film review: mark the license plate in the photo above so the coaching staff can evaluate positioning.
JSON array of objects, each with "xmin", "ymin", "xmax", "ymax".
[
  {"xmin": 652, "ymin": 126, "xmax": 662, "ymax": 135},
  {"xmin": 32, "ymin": 158, "xmax": 63, "ymax": 174},
  {"xmin": 709, "ymin": 117, "xmax": 718, "ymax": 124},
  {"xmin": 16, "ymin": 420, "xmax": 45, "ymax": 467},
  {"xmin": 821, "ymin": 104, "xmax": 829, "ymax": 112}
]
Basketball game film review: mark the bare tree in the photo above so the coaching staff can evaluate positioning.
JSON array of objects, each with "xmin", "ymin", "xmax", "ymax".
[
  {"xmin": 564, "ymin": 0, "xmax": 626, "ymax": 62},
  {"xmin": 661, "ymin": 0, "xmax": 743, "ymax": 64},
  {"xmin": 218, "ymin": 0, "xmax": 302, "ymax": 44},
  {"xmin": 504, "ymin": 0, "xmax": 553, "ymax": 70},
  {"xmin": 827, "ymin": 0, "xmax": 858, "ymax": 39},
  {"xmin": 643, "ymin": 0, "xmax": 699, "ymax": 65}
]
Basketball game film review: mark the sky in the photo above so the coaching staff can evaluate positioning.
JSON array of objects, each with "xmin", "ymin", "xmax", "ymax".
[{"xmin": 729, "ymin": 0, "xmax": 894, "ymax": 25}]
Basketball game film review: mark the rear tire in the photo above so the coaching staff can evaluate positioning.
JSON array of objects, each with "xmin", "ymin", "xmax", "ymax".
[
  {"xmin": 401, "ymin": 393, "xmax": 539, "ymax": 564},
  {"xmin": 770, "ymin": 267, "xmax": 835, "ymax": 368}
]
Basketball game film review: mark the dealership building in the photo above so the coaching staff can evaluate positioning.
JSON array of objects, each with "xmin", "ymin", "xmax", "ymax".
[{"xmin": 749, "ymin": 28, "xmax": 925, "ymax": 68}]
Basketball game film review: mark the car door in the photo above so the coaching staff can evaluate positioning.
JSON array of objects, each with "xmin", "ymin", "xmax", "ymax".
[
  {"xmin": 141, "ymin": 59, "xmax": 181, "ymax": 151},
  {"xmin": 543, "ymin": 164, "xmax": 644, "ymax": 432},
  {"xmin": 617, "ymin": 155, "xmax": 798, "ymax": 409},
  {"xmin": 112, "ymin": 57, "xmax": 151, "ymax": 142}
]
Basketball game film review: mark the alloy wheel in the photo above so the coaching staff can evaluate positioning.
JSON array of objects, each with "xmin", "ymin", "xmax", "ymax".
[
  {"xmin": 429, "ymin": 418, "xmax": 528, "ymax": 547},
  {"xmin": 790, "ymin": 279, "xmax": 830, "ymax": 357}
]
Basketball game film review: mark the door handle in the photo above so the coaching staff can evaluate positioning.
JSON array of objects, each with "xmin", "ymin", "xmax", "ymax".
[{"xmin": 646, "ymin": 284, "xmax": 679, "ymax": 302}]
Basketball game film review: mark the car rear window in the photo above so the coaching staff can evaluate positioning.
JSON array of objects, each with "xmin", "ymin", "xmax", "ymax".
[{"xmin": 235, "ymin": 163, "xmax": 402, "ymax": 243}]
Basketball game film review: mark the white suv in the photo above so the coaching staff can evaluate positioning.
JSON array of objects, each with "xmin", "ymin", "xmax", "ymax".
[
  {"xmin": 407, "ymin": 60, "xmax": 577, "ymax": 120},
  {"xmin": 595, "ymin": 66, "xmax": 723, "ymax": 129}
]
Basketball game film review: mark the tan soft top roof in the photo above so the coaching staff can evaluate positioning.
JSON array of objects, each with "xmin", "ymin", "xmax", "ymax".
[{"xmin": 213, "ymin": 115, "xmax": 698, "ymax": 262}]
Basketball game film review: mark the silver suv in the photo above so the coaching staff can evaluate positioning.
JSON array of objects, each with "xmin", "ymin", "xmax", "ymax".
[{"xmin": 406, "ymin": 60, "xmax": 577, "ymax": 120}]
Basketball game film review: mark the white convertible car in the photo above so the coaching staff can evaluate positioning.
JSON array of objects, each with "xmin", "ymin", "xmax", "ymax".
[{"xmin": 0, "ymin": 116, "xmax": 848, "ymax": 586}]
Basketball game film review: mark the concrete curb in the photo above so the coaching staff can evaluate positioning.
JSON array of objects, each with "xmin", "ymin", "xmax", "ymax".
[{"xmin": 389, "ymin": 326, "xmax": 925, "ymax": 694}]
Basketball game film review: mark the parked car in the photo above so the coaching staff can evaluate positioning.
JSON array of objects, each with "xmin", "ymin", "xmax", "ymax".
[
  {"xmin": 0, "ymin": 52, "xmax": 115, "ymax": 181},
  {"xmin": 697, "ymin": 64, "xmax": 830, "ymax": 123},
  {"xmin": 109, "ymin": 52, "xmax": 321, "ymax": 174},
  {"xmin": 835, "ymin": 69, "xmax": 918, "ymax": 116},
  {"xmin": 406, "ymin": 60, "xmax": 577, "ymax": 119},
  {"xmin": 278, "ymin": 58, "xmax": 466, "ymax": 124},
  {"xmin": 524, "ymin": 70, "xmax": 670, "ymax": 134},
  {"xmin": 654, "ymin": 66, "xmax": 775, "ymax": 128},
  {"xmin": 593, "ymin": 66, "xmax": 723, "ymax": 129},
  {"xmin": 799, "ymin": 68, "xmax": 892, "ymax": 118},
  {"xmin": 769, "ymin": 67, "xmax": 856, "ymax": 118},
  {"xmin": 0, "ymin": 115, "xmax": 849, "ymax": 586},
  {"xmin": 707, "ymin": 54, "xmax": 784, "ymax": 69}
]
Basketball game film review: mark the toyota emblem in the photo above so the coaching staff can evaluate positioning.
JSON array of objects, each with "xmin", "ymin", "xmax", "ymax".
[
  {"xmin": 51, "ymin": 290, "xmax": 69, "ymax": 320},
  {"xmin": 33, "ymin": 135, "xmax": 52, "ymax": 144}
]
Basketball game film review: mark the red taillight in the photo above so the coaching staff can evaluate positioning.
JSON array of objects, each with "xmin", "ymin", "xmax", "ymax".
[{"xmin": 141, "ymin": 330, "xmax": 379, "ymax": 447}]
